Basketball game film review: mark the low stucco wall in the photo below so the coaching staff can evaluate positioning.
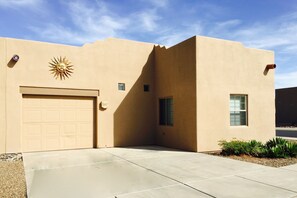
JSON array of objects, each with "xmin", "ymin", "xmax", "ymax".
[
  {"xmin": 196, "ymin": 36, "xmax": 275, "ymax": 152},
  {"xmin": 0, "ymin": 37, "xmax": 156, "ymax": 153}
]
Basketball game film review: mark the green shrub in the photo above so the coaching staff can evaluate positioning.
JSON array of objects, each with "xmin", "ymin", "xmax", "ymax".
[
  {"xmin": 265, "ymin": 138, "xmax": 297, "ymax": 158},
  {"xmin": 219, "ymin": 138, "xmax": 297, "ymax": 158},
  {"xmin": 219, "ymin": 140, "xmax": 250, "ymax": 156},
  {"xmin": 247, "ymin": 140, "xmax": 266, "ymax": 157},
  {"xmin": 286, "ymin": 142, "xmax": 297, "ymax": 157},
  {"xmin": 266, "ymin": 137, "xmax": 288, "ymax": 148}
]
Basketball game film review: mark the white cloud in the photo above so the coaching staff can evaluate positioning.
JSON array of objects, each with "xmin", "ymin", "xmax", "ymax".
[
  {"xmin": 30, "ymin": 1, "xmax": 166, "ymax": 45},
  {"xmin": 29, "ymin": 24, "xmax": 96, "ymax": 45},
  {"xmin": 30, "ymin": 1, "xmax": 130, "ymax": 45},
  {"xmin": 276, "ymin": 71, "xmax": 297, "ymax": 88},
  {"xmin": 281, "ymin": 45, "xmax": 297, "ymax": 54},
  {"xmin": 156, "ymin": 24, "xmax": 203, "ymax": 46},
  {"xmin": 0, "ymin": 0, "xmax": 42, "ymax": 8},
  {"xmin": 67, "ymin": 1, "xmax": 128, "ymax": 36},
  {"xmin": 213, "ymin": 13, "xmax": 297, "ymax": 53},
  {"xmin": 229, "ymin": 26, "xmax": 290, "ymax": 49},
  {"xmin": 147, "ymin": 0, "xmax": 168, "ymax": 8},
  {"xmin": 208, "ymin": 19, "xmax": 241, "ymax": 37},
  {"xmin": 216, "ymin": 19, "xmax": 241, "ymax": 29},
  {"xmin": 137, "ymin": 10, "xmax": 160, "ymax": 32}
]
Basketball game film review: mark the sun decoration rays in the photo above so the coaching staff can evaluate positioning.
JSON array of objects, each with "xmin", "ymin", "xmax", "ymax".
[{"xmin": 49, "ymin": 56, "xmax": 74, "ymax": 80}]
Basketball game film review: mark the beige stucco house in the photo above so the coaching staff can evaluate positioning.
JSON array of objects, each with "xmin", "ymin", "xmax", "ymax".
[{"xmin": 0, "ymin": 36, "xmax": 276, "ymax": 154}]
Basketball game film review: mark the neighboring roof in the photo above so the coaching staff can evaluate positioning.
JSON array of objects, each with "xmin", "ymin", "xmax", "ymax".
[{"xmin": 276, "ymin": 87, "xmax": 297, "ymax": 91}]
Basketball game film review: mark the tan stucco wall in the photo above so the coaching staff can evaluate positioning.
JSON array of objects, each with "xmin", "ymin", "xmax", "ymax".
[
  {"xmin": 154, "ymin": 37, "xmax": 197, "ymax": 151},
  {"xmin": 196, "ymin": 36, "xmax": 275, "ymax": 152},
  {"xmin": 0, "ymin": 39, "xmax": 6, "ymax": 153},
  {"xmin": 1, "ymin": 37, "xmax": 155, "ymax": 153},
  {"xmin": 0, "ymin": 35, "xmax": 276, "ymax": 153}
]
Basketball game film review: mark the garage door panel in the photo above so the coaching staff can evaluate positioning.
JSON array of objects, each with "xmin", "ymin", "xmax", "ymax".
[
  {"xmin": 78, "ymin": 123, "xmax": 93, "ymax": 133},
  {"xmin": 44, "ymin": 110, "xmax": 60, "ymax": 122},
  {"xmin": 61, "ymin": 110, "xmax": 76, "ymax": 122},
  {"xmin": 77, "ymin": 110, "xmax": 93, "ymax": 122},
  {"xmin": 22, "ymin": 95, "xmax": 94, "ymax": 152},
  {"xmin": 23, "ymin": 110, "xmax": 42, "ymax": 123},
  {"xmin": 23, "ymin": 98, "xmax": 41, "ymax": 108},
  {"xmin": 23, "ymin": 136, "xmax": 42, "ymax": 151},
  {"xmin": 78, "ymin": 137, "xmax": 93, "ymax": 147},
  {"xmin": 23, "ymin": 124, "xmax": 42, "ymax": 136},
  {"xmin": 61, "ymin": 99, "xmax": 77, "ymax": 108},
  {"xmin": 44, "ymin": 124, "xmax": 60, "ymax": 136},
  {"xmin": 62, "ymin": 136, "xmax": 77, "ymax": 148},
  {"xmin": 77, "ymin": 99, "xmax": 93, "ymax": 107},
  {"xmin": 44, "ymin": 137, "xmax": 60, "ymax": 150},
  {"xmin": 41, "ymin": 98, "xmax": 61, "ymax": 108},
  {"xmin": 62, "ymin": 124, "xmax": 77, "ymax": 134}
]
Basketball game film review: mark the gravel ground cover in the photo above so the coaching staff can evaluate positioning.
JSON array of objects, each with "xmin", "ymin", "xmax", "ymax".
[
  {"xmin": 210, "ymin": 152, "xmax": 297, "ymax": 167},
  {"xmin": 226, "ymin": 155, "xmax": 297, "ymax": 167},
  {"xmin": 0, "ymin": 153, "xmax": 27, "ymax": 198}
]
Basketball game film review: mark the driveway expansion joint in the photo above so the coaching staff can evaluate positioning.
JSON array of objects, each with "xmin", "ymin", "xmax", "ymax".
[
  {"xmin": 235, "ymin": 175, "xmax": 297, "ymax": 194},
  {"xmin": 103, "ymin": 150, "xmax": 216, "ymax": 198}
]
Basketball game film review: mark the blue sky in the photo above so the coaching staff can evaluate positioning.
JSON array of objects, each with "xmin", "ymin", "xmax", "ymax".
[{"xmin": 0, "ymin": 0, "xmax": 296, "ymax": 88}]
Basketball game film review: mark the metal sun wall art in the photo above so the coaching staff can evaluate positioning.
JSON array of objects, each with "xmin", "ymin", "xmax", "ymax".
[{"xmin": 49, "ymin": 56, "xmax": 73, "ymax": 80}]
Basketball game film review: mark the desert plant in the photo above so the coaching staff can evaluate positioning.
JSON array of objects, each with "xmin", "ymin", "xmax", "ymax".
[
  {"xmin": 265, "ymin": 138, "xmax": 297, "ymax": 158},
  {"xmin": 266, "ymin": 137, "xmax": 288, "ymax": 149},
  {"xmin": 266, "ymin": 145, "xmax": 285, "ymax": 158},
  {"xmin": 219, "ymin": 140, "xmax": 250, "ymax": 156},
  {"xmin": 219, "ymin": 138, "xmax": 297, "ymax": 158},
  {"xmin": 286, "ymin": 142, "xmax": 297, "ymax": 157},
  {"xmin": 247, "ymin": 140, "xmax": 266, "ymax": 157}
]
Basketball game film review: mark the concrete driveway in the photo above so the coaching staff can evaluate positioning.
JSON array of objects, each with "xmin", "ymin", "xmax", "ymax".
[{"xmin": 23, "ymin": 146, "xmax": 297, "ymax": 198}]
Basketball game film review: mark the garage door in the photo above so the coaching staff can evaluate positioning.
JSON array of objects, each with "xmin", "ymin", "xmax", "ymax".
[{"xmin": 22, "ymin": 95, "xmax": 94, "ymax": 152}]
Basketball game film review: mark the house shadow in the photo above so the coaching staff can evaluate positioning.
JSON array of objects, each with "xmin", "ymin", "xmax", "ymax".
[{"xmin": 113, "ymin": 51, "xmax": 157, "ymax": 147}]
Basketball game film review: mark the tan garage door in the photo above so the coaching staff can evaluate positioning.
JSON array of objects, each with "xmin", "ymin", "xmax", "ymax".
[{"xmin": 22, "ymin": 95, "xmax": 94, "ymax": 152}]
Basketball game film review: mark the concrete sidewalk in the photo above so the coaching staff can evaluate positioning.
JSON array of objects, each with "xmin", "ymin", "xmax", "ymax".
[{"xmin": 23, "ymin": 146, "xmax": 297, "ymax": 198}]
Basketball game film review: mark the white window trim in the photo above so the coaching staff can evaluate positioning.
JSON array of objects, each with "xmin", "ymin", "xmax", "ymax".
[{"xmin": 230, "ymin": 94, "xmax": 248, "ymax": 127}]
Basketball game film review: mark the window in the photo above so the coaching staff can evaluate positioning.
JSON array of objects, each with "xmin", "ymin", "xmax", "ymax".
[
  {"xmin": 144, "ymin": 84, "xmax": 150, "ymax": 92},
  {"xmin": 230, "ymin": 95, "xmax": 247, "ymax": 126},
  {"xmin": 159, "ymin": 98, "xmax": 173, "ymax": 126},
  {"xmin": 118, "ymin": 83, "xmax": 125, "ymax": 91}
]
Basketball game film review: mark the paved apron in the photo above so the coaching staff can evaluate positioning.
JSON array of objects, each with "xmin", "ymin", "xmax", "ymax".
[{"xmin": 23, "ymin": 146, "xmax": 297, "ymax": 198}]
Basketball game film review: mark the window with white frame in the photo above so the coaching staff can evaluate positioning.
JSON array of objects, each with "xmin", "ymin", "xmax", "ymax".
[{"xmin": 230, "ymin": 95, "xmax": 247, "ymax": 126}]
